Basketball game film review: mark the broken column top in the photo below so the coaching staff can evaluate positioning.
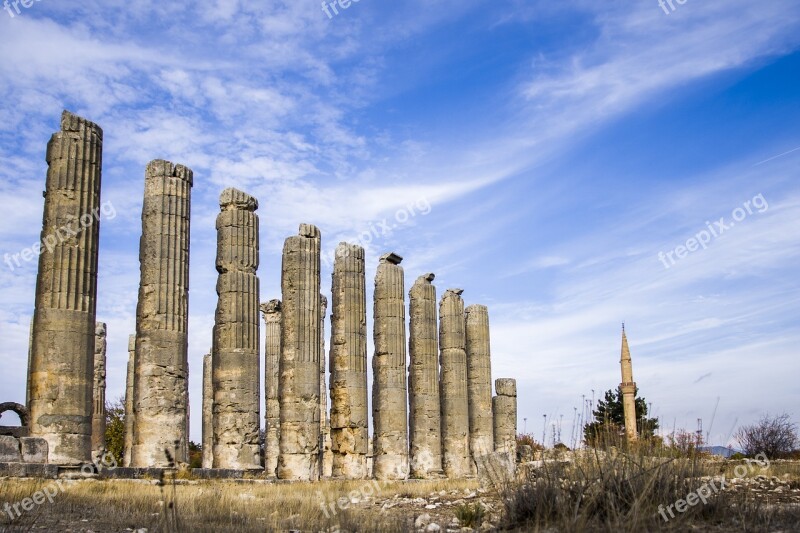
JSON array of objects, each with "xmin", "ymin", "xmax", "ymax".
[
  {"xmin": 495, "ymin": 379, "xmax": 517, "ymax": 397},
  {"xmin": 95, "ymin": 322, "xmax": 107, "ymax": 336},
  {"xmin": 299, "ymin": 223, "xmax": 321, "ymax": 238},
  {"xmin": 261, "ymin": 299, "xmax": 282, "ymax": 315},
  {"xmin": 415, "ymin": 273, "xmax": 435, "ymax": 285},
  {"xmin": 146, "ymin": 159, "xmax": 194, "ymax": 185},
  {"xmin": 380, "ymin": 252, "xmax": 403, "ymax": 265},
  {"xmin": 465, "ymin": 304, "xmax": 488, "ymax": 315},
  {"xmin": 444, "ymin": 288, "xmax": 464, "ymax": 297},
  {"xmin": 336, "ymin": 242, "xmax": 365, "ymax": 258},
  {"xmin": 60, "ymin": 109, "xmax": 103, "ymax": 137},
  {"xmin": 220, "ymin": 188, "xmax": 258, "ymax": 211},
  {"xmin": 128, "ymin": 335, "xmax": 136, "ymax": 351}
]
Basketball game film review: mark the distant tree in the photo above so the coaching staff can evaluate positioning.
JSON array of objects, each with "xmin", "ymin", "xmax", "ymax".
[
  {"xmin": 516, "ymin": 433, "xmax": 544, "ymax": 452},
  {"xmin": 736, "ymin": 413, "xmax": 798, "ymax": 459},
  {"xmin": 104, "ymin": 396, "xmax": 126, "ymax": 464},
  {"xmin": 666, "ymin": 429, "xmax": 704, "ymax": 456},
  {"xmin": 188, "ymin": 441, "xmax": 203, "ymax": 469},
  {"xmin": 583, "ymin": 387, "xmax": 658, "ymax": 448}
]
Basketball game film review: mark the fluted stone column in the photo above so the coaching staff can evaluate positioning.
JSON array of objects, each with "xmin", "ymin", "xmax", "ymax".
[
  {"xmin": 372, "ymin": 252, "xmax": 409, "ymax": 480},
  {"xmin": 91, "ymin": 322, "xmax": 107, "ymax": 459},
  {"xmin": 465, "ymin": 305, "xmax": 494, "ymax": 464},
  {"xmin": 123, "ymin": 335, "xmax": 135, "ymax": 467},
  {"xmin": 26, "ymin": 317, "xmax": 33, "ymax": 410},
  {"xmin": 440, "ymin": 289, "xmax": 471, "ymax": 478},
  {"xmin": 212, "ymin": 188, "xmax": 261, "ymax": 470},
  {"xmin": 202, "ymin": 353, "xmax": 213, "ymax": 469},
  {"xmin": 29, "ymin": 110, "xmax": 103, "ymax": 465},
  {"xmin": 278, "ymin": 224, "xmax": 322, "ymax": 481},
  {"xmin": 132, "ymin": 159, "xmax": 193, "ymax": 468},
  {"xmin": 493, "ymin": 379, "xmax": 517, "ymax": 457},
  {"xmin": 261, "ymin": 300, "xmax": 282, "ymax": 477},
  {"xmin": 329, "ymin": 243, "xmax": 369, "ymax": 479},
  {"xmin": 408, "ymin": 273, "xmax": 443, "ymax": 478},
  {"xmin": 320, "ymin": 295, "xmax": 332, "ymax": 478}
]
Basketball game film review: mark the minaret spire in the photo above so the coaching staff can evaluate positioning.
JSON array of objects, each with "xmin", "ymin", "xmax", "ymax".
[{"xmin": 619, "ymin": 323, "xmax": 638, "ymax": 443}]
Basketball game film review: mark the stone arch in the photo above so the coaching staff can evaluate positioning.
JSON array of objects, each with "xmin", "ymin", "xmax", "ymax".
[{"xmin": 0, "ymin": 402, "xmax": 30, "ymax": 427}]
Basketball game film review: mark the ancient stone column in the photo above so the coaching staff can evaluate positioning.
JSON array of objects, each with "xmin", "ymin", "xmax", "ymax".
[
  {"xmin": 408, "ymin": 273, "xmax": 443, "ymax": 478},
  {"xmin": 261, "ymin": 300, "xmax": 282, "ymax": 477},
  {"xmin": 29, "ymin": 110, "xmax": 103, "ymax": 465},
  {"xmin": 439, "ymin": 289, "xmax": 471, "ymax": 478},
  {"xmin": 278, "ymin": 224, "xmax": 322, "ymax": 481},
  {"xmin": 202, "ymin": 353, "xmax": 213, "ymax": 469},
  {"xmin": 91, "ymin": 322, "xmax": 107, "ymax": 459},
  {"xmin": 26, "ymin": 317, "xmax": 33, "ymax": 410},
  {"xmin": 319, "ymin": 294, "xmax": 332, "ymax": 478},
  {"xmin": 123, "ymin": 335, "xmax": 135, "ymax": 467},
  {"xmin": 329, "ymin": 243, "xmax": 369, "ymax": 479},
  {"xmin": 465, "ymin": 305, "xmax": 494, "ymax": 463},
  {"xmin": 620, "ymin": 325, "xmax": 638, "ymax": 444},
  {"xmin": 372, "ymin": 252, "xmax": 409, "ymax": 480},
  {"xmin": 493, "ymin": 379, "xmax": 517, "ymax": 457},
  {"xmin": 131, "ymin": 159, "xmax": 193, "ymax": 468},
  {"xmin": 212, "ymin": 188, "xmax": 261, "ymax": 470}
]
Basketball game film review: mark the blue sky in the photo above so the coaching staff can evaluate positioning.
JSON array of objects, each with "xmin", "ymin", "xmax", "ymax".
[{"xmin": 1, "ymin": 0, "xmax": 798, "ymax": 447}]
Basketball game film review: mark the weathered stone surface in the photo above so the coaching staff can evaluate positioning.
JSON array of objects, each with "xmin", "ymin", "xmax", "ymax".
[
  {"xmin": 329, "ymin": 243, "xmax": 369, "ymax": 479},
  {"xmin": 408, "ymin": 273, "xmax": 443, "ymax": 479},
  {"xmin": 20, "ymin": 437, "xmax": 48, "ymax": 463},
  {"xmin": 372, "ymin": 252, "xmax": 409, "ymax": 480},
  {"xmin": 475, "ymin": 451, "xmax": 515, "ymax": 490},
  {"xmin": 620, "ymin": 326, "xmax": 638, "ymax": 443},
  {"xmin": 319, "ymin": 294, "xmax": 332, "ymax": 479},
  {"xmin": 202, "ymin": 353, "xmax": 213, "ymax": 470},
  {"xmin": 29, "ymin": 110, "xmax": 103, "ymax": 465},
  {"xmin": 465, "ymin": 305, "xmax": 494, "ymax": 465},
  {"xmin": 0, "ymin": 436, "xmax": 21, "ymax": 462},
  {"xmin": 261, "ymin": 300, "xmax": 281, "ymax": 477},
  {"xmin": 132, "ymin": 159, "xmax": 193, "ymax": 468},
  {"xmin": 26, "ymin": 317, "xmax": 33, "ymax": 409},
  {"xmin": 92, "ymin": 322, "xmax": 107, "ymax": 459},
  {"xmin": 278, "ymin": 224, "xmax": 322, "ymax": 481},
  {"xmin": 123, "ymin": 334, "xmax": 135, "ymax": 467},
  {"xmin": 212, "ymin": 188, "xmax": 261, "ymax": 470},
  {"xmin": 439, "ymin": 289, "xmax": 471, "ymax": 478},
  {"xmin": 493, "ymin": 378, "xmax": 517, "ymax": 458}
]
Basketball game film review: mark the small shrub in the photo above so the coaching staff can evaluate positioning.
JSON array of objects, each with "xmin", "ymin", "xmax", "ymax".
[{"xmin": 455, "ymin": 503, "xmax": 485, "ymax": 528}]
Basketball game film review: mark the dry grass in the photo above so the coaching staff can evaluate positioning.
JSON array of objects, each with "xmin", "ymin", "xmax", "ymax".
[{"xmin": 0, "ymin": 476, "xmax": 478, "ymax": 532}]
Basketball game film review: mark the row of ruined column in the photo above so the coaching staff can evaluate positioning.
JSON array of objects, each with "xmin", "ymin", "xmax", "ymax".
[{"xmin": 24, "ymin": 111, "xmax": 516, "ymax": 476}]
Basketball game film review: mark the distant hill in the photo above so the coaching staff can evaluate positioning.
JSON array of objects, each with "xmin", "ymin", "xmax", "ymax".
[{"xmin": 699, "ymin": 446, "xmax": 740, "ymax": 458}]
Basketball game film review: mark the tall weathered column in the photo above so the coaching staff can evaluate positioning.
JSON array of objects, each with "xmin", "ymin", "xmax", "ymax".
[
  {"xmin": 465, "ymin": 305, "xmax": 494, "ymax": 463},
  {"xmin": 212, "ymin": 188, "xmax": 261, "ymax": 470},
  {"xmin": 329, "ymin": 243, "xmax": 369, "ymax": 479},
  {"xmin": 123, "ymin": 335, "xmax": 135, "ymax": 467},
  {"xmin": 29, "ymin": 110, "xmax": 103, "ymax": 465},
  {"xmin": 439, "ymin": 289, "xmax": 471, "ymax": 478},
  {"xmin": 408, "ymin": 273, "xmax": 443, "ymax": 478},
  {"xmin": 278, "ymin": 224, "xmax": 322, "ymax": 481},
  {"xmin": 26, "ymin": 317, "xmax": 33, "ymax": 410},
  {"xmin": 261, "ymin": 300, "xmax": 282, "ymax": 477},
  {"xmin": 319, "ymin": 295, "xmax": 332, "ymax": 478},
  {"xmin": 372, "ymin": 252, "xmax": 409, "ymax": 480},
  {"xmin": 493, "ymin": 379, "xmax": 517, "ymax": 457},
  {"xmin": 91, "ymin": 322, "xmax": 107, "ymax": 459},
  {"xmin": 131, "ymin": 159, "xmax": 193, "ymax": 468},
  {"xmin": 202, "ymin": 353, "xmax": 213, "ymax": 469}
]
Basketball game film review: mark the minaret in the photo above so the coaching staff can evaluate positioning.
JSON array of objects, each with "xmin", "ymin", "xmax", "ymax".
[{"xmin": 620, "ymin": 324, "xmax": 638, "ymax": 443}]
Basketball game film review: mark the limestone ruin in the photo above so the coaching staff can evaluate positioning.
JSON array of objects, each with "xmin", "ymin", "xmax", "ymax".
[
  {"xmin": 278, "ymin": 224, "xmax": 322, "ymax": 481},
  {"xmin": 91, "ymin": 322, "xmax": 107, "ymax": 460},
  {"xmin": 211, "ymin": 188, "xmax": 261, "ymax": 470},
  {"xmin": 123, "ymin": 334, "xmax": 135, "ymax": 467},
  {"xmin": 28, "ymin": 110, "xmax": 103, "ymax": 465},
  {"xmin": 620, "ymin": 325, "xmax": 638, "ymax": 444},
  {"xmin": 408, "ymin": 273, "xmax": 443, "ymax": 478},
  {"xmin": 465, "ymin": 305, "xmax": 494, "ymax": 465},
  {"xmin": 493, "ymin": 378, "xmax": 517, "ymax": 457},
  {"xmin": 372, "ymin": 253, "xmax": 410, "ymax": 480},
  {"xmin": 439, "ymin": 289, "xmax": 472, "ymax": 478},
  {"xmin": 202, "ymin": 353, "xmax": 213, "ymax": 470},
  {"xmin": 329, "ymin": 243, "xmax": 369, "ymax": 479},
  {"xmin": 261, "ymin": 300, "xmax": 282, "ymax": 476}
]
